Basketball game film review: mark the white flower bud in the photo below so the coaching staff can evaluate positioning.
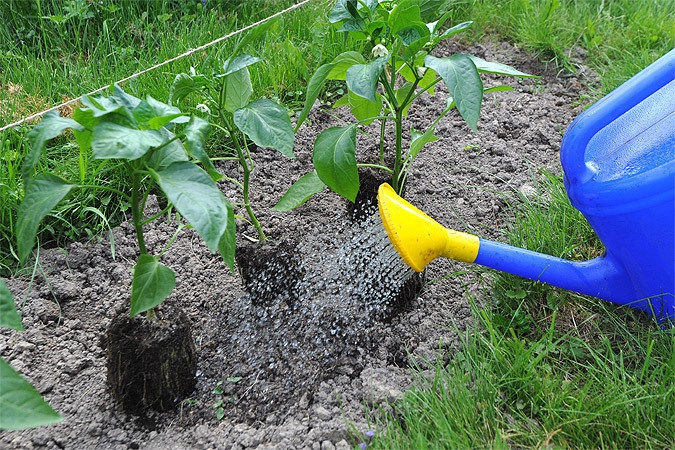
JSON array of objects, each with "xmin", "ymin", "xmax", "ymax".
[{"xmin": 371, "ymin": 44, "xmax": 388, "ymax": 58}]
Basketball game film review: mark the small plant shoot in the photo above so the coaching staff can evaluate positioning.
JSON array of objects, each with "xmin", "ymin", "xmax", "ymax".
[
  {"xmin": 17, "ymin": 85, "xmax": 236, "ymax": 318},
  {"xmin": 276, "ymin": 0, "xmax": 536, "ymax": 208},
  {"xmin": 170, "ymin": 24, "xmax": 295, "ymax": 242}
]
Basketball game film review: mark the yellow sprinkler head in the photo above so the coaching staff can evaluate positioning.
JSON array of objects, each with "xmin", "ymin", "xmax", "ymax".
[{"xmin": 377, "ymin": 183, "xmax": 480, "ymax": 272}]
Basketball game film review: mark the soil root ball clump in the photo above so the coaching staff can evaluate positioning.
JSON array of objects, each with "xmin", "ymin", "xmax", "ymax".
[{"xmin": 105, "ymin": 303, "xmax": 197, "ymax": 415}]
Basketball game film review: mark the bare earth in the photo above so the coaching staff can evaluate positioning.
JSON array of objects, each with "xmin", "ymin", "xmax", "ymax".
[{"xmin": 1, "ymin": 40, "xmax": 592, "ymax": 449}]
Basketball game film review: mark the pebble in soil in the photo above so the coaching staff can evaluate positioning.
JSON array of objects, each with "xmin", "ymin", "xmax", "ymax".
[{"xmin": 215, "ymin": 199, "xmax": 419, "ymax": 421}]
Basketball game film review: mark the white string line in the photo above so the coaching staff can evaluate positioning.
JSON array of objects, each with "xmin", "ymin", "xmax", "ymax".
[{"xmin": 0, "ymin": 0, "xmax": 313, "ymax": 132}]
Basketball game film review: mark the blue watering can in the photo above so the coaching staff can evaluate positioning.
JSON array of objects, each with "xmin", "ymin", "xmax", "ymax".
[{"xmin": 378, "ymin": 49, "xmax": 675, "ymax": 322}]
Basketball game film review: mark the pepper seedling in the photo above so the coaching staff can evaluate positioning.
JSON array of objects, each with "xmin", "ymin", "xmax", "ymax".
[
  {"xmin": 17, "ymin": 85, "xmax": 235, "ymax": 318},
  {"xmin": 276, "ymin": 0, "xmax": 537, "ymax": 209}
]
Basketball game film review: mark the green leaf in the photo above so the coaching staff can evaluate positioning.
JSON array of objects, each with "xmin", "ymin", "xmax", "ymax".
[
  {"xmin": 170, "ymin": 73, "xmax": 209, "ymax": 105},
  {"xmin": 348, "ymin": 90, "xmax": 382, "ymax": 125},
  {"xmin": 223, "ymin": 67, "xmax": 253, "ymax": 113},
  {"xmin": 147, "ymin": 128, "xmax": 189, "ymax": 171},
  {"xmin": 231, "ymin": 18, "xmax": 278, "ymax": 56},
  {"xmin": 389, "ymin": 0, "xmax": 421, "ymax": 35},
  {"xmin": 400, "ymin": 23, "xmax": 431, "ymax": 59},
  {"xmin": 397, "ymin": 22, "xmax": 429, "ymax": 45},
  {"xmin": 418, "ymin": 65, "xmax": 437, "ymax": 95},
  {"xmin": 436, "ymin": 20, "xmax": 473, "ymax": 40},
  {"xmin": 330, "ymin": 0, "xmax": 358, "ymax": 23},
  {"xmin": 484, "ymin": 85, "xmax": 515, "ymax": 94},
  {"xmin": 420, "ymin": 0, "xmax": 452, "ymax": 21},
  {"xmin": 234, "ymin": 99, "xmax": 295, "ymax": 157},
  {"xmin": 396, "ymin": 54, "xmax": 437, "ymax": 95},
  {"xmin": 222, "ymin": 54, "xmax": 261, "ymax": 76},
  {"xmin": 394, "ymin": 82, "xmax": 414, "ymax": 117},
  {"xmin": 184, "ymin": 116, "xmax": 221, "ymax": 181},
  {"xmin": 112, "ymin": 84, "xmax": 142, "ymax": 110},
  {"xmin": 72, "ymin": 108, "xmax": 95, "ymax": 154},
  {"xmin": 409, "ymin": 125, "xmax": 438, "ymax": 161},
  {"xmin": 24, "ymin": 111, "xmax": 83, "ymax": 180},
  {"xmin": 0, "ymin": 280, "xmax": 23, "ymax": 331},
  {"xmin": 424, "ymin": 54, "xmax": 483, "ymax": 131},
  {"xmin": 218, "ymin": 206, "xmax": 236, "ymax": 272},
  {"xmin": 332, "ymin": 94, "xmax": 349, "ymax": 109},
  {"xmin": 0, "ymin": 358, "xmax": 62, "ymax": 430},
  {"xmin": 346, "ymin": 55, "xmax": 388, "ymax": 103},
  {"xmin": 337, "ymin": 18, "xmax": 366, "ymax": 33},
  {"xmin": 80, "ymin": 94, "xmax": 125, "ymax": 118},
  {"xmin": 468, "ymin": 55, "xmax": 537, "ymax": 78},
  {"xmin": 273, "ymin": 171, "xmax": 326, "ymax": 211},
  {"xmin": 16, "ymin": 174, "xmax": 75, "ymax": 264},
  {"xmin": 72, "ymin": 106, "xmax": 98, "ymax": 130},
  {"xmin": 154, "ymin": 162, "xmax": 231, "ymax": 253},
  {"xmin": 296, "ymin": 62, "xmax": 335, "ymax": 131},
  {"xmin": 367, "ymin": 20, "xmax": 387, "ymax": 42},
  {"xmin": 130, "ymin": 254, "xmax": 176, "ymax": 317},
  {"xmin": 327, "ymin": 51, "xmax": 366, "ymax": 80},
  {"xmin": 91, "ymin": 121, "xmax": 164, "ymax": 160},
  {"xmin": 132, "ymin": 96, "xmax": 188, "ymax": 129},
  {"xmin": 312, "ymin": 125, "xmax": 359, "ymax": 202}
]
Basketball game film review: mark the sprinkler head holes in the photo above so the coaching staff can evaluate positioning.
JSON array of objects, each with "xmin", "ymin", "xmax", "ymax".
[{"xmin": 377, "ymin": 183, "xmax": 480, "ymax": 272}]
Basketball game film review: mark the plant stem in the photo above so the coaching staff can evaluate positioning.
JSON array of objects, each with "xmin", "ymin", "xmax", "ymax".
[
  {"xmin": 358, "ymin": 163, "xmax": 393, "ymax": 173},
  {"xmin": 231, "ymin": 132, "xmax": 266, "ymax": 243},
  {"xmin": 141, "ymin": 204, "xmax": 174, "ymax": 226},
  {"xmin": 379, "ymin": 118, "xmax": 387, "ymax": 165},
  {"xmin": 129, "ymin": 165, "xmax": 147, "ymax": 255},
  {"xmin": 392, "ymin": 107, "xmax": 404, "ymax": 193}
]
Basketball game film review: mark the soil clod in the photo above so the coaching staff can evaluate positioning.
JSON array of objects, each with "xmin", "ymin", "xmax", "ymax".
[{"xmin": 106, "ymin": 303, "xmax": 197, "ymax": 415}]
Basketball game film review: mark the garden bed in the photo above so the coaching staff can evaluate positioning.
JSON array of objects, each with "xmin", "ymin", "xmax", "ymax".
[{"xmin": 1, "ymin": 40, "xmax": 591, "ymax": 449}]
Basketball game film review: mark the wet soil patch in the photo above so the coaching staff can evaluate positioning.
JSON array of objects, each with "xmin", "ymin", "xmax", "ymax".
[
  {"xmin": 1, "ymin": 40, "xmax": 591, "ymax": 448},
  {"xmin": 221, "ymin": 179, "xmax": 423, "ymax": 423},
  {"xmin": 235, "ymin": 239, "xmax": 305, "ymax": 308}
]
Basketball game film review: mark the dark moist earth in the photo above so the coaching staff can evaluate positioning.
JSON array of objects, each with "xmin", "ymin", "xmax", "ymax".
[{"xmin": 1, "ymin": 40, "xmax": 593, "ymax": 449}]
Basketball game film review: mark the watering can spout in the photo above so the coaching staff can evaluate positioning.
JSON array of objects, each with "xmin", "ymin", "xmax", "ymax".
[
  {"xmin": 377, "ymin": 183, "xmax": 480, "ymax": 271},
  {"xmin": 377, "ymin": 183, "xmax": 665, "ymax": 318}
]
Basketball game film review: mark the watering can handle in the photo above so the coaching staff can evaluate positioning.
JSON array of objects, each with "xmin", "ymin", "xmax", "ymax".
[{"xmin": 561, "ymin": 48, "xmax": 675, "ymax": 183}]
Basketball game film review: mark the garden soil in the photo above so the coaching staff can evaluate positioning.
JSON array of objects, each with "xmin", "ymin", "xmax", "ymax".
[{"xmin": 1, "ymin": 40, "xmax": 593, "ymax": 449}]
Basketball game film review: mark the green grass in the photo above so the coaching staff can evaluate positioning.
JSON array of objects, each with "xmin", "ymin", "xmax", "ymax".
[
  {"xmin": 366, "ymin": 304, "xmax": 675, "ymax": 449},
  {"xmin": 451, "ymin": 0, "xmax": 675, "ymax": 96},
  {"xmin": 0, "ymin": 0, "xmax": 337, "ymax": 118}
]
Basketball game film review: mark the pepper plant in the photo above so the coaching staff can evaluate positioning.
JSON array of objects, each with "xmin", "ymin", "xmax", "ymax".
[
  {"xmin": 170, "ymin": 45, "xmax": 295, "ymax": 242},
  {"xmin": 16, "ymin": 85, "xmax": 235, "ymax": 318},
  {"xmin": 275, "ymin": 0, "xmax": 536, "ymax": 209}
]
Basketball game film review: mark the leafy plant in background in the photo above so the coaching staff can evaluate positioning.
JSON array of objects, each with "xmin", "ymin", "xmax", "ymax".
[
  {"xmin": 276, "ymin": 0, "xmax": 536, "ymax": 209},
  {"xmin": 16, "ymin": 85, "xmax": 235, "ymax": 318},
  {"xmin": 0, "ymin": 279, "xmax": 62, "ymax": 430},
  {"xmin": 170, "ymin": 23, "xmax": 295, "ymax": 243}
]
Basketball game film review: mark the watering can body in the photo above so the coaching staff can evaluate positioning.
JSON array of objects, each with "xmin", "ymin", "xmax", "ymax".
[
  {"xmin": 559, "ymin": 48, "xmax": 675, "ymax": 320},
  {"xmin": 379, "ymin": 49, "xmax": 675, "ymax": 322}
]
